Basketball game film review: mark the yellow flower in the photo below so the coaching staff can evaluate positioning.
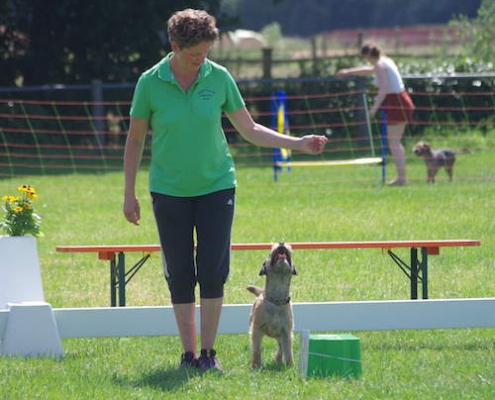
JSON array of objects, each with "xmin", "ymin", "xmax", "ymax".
[{"xmin": 1, "ymin": 184, "xmax": 42, "ymax": 237}]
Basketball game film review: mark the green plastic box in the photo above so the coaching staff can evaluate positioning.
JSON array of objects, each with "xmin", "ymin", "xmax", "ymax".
[{"xmin": 303, "ymin": 333, "xmax": 362, "ymax": 378}]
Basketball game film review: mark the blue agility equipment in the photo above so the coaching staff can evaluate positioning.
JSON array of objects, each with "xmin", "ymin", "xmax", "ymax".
[
  {"xmin": 271, "ymin": 90, "xmax": 382, "ymax": 182},
  {"xmin": 271, "ymin": 90, "xmax": 291, "ymax": 182}
]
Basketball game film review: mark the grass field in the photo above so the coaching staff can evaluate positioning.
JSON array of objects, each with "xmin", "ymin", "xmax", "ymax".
[{"xmin": 1, "ymin": 135, "xmax": 494, "ymax": 399}]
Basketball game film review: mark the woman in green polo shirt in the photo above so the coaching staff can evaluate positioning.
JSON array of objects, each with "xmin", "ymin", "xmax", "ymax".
[{"xmin": 123, "ymin": 8, "xmax": 328, "ymax": 372}]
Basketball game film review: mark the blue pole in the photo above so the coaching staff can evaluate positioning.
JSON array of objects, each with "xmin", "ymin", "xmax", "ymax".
[
  {"xmin": 271, "ymin": 92, "xmax": 279, "ymax": 182},
  {"xmin": 271, "ymin": 90, "xmax": 289, "ymax": 182}
]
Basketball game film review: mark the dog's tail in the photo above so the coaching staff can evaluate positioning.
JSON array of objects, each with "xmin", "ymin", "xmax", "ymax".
[{"xmin": 246, "ymin": 285, "xmax": 264, "ymax": 296}]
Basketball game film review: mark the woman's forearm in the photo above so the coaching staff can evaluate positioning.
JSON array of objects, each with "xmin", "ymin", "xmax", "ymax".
[
  {"xmin": 336, "ymin": 66, "xmax": 374, "ymax": 77},
  {"xmin": 124, "ymin": 118, "xmax": 148, "ymax": 195}
]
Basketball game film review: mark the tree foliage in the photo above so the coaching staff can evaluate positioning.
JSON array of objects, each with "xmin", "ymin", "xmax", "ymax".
[
  {"xmin": 449, "ymin": 0, "xmax": 495, "ymax": 63},
  {"xmin": 0, "ymin": 0, "xmax": 230, "ymax": 86},
  {"xmin": 0, "ymin": 0, "xmax": 487, "ymax": 87},
  {"xmin": 222, "ymin": 0, "xmax": 482, "ymax": 36}
]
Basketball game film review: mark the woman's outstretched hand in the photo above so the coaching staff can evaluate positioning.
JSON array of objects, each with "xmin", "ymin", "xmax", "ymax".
[{"xmin": 299, "ymin": 135, "xmax": 329, "ymax": 154}]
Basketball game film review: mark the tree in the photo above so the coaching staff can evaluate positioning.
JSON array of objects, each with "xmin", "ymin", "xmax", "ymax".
[
  {"xmin": 449, "ymin": 0, "xmax": 495, "ymax": 63},
  {"xmin": 0, "ymin": 0, "xmax": 231, "ymax": 86},
  {"xmin": 221, "ymin": 0, "xmax": 481, "ymax": 36}
]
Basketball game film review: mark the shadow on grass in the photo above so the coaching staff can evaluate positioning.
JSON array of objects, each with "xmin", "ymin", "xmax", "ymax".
[
  {"xmin": 112, "ymin": 366, "xmax": 203, "ymax": 392},
  {"xmin": 254, "ymin": 360, "xmax": 295, "ymax": 373}
]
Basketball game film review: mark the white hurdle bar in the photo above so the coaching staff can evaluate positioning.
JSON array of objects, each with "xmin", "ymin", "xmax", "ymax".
[{"xmin": 2, "ymin": 298, "xmax": 495, "ymax": 340}]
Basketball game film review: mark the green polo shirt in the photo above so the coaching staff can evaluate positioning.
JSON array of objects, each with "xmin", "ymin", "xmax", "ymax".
[{"xmin": 130, "ymin": 53, "xmax": 245, "ymax": 197}]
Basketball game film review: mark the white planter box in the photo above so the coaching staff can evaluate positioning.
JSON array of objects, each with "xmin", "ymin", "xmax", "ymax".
[{"xmin": 0, "ymin": 236, "xmax": 44, "ymax": 309}]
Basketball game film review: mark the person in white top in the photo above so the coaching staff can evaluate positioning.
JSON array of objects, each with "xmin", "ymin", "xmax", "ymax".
[{"xmin": 337, "ymin": 43, "xmax": 415, "ymax": 186}]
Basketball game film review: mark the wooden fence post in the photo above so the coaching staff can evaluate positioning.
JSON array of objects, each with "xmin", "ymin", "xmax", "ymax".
[
  {"xmin": 91, "ymin": 79, "xmax": 105, "ymax": 148},
  {"xmin": 311, "ymin": 36, "xmax": 318, "ymax": 76},
  {"xmin": 357, "ymin": 32, "xmax": 363, "ymax": 52},
  {"xmin": 262, "ymin": 48, "xmax": 273, "ymax": 79}
]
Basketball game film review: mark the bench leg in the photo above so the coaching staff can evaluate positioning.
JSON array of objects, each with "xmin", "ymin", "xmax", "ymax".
[
  {"xmin": 110, "ymin": 253, "xmax": 127, "ymax": 307},
  {"xmin": 409, "ymin": 247, "xmax": 429, "ymax": 300},
  {"xmin": 410, "ymin": 248, "xmax": 418, "ymax": 300},
  {"xmin": 118, "ymin": 252, "xmax": 126, "ymax": 307},
  {"xmin": 421, "ymin": 247, "xmax": 428, "ymax": 299},
  {"xmin": 110, "ymin": 259, "xmax": 117, "ymax": 307},
  {"xmin": 109, "ymin": 252, "xmax": 150, "ymax": 307},
  {"xmin": 387, "ymin": 249, "xmax": 421, "ymax": 300}
]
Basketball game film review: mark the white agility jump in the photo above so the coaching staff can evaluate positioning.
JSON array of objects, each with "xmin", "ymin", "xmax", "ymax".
[
  {"xmin": 2, "ymin": 239, "xmax": 488, "ymax": 357},
  {"xmin": 2, "ymin": 298, "xmax": 495, "ymax": 338},
  {"xmin": 275, "ymin": 157, "xmax": 383, "ymax": 168},
  {"xmin": 1, "ymin": 298, "xmax": 495, "ymax": 357},
  {"xmin": 51, "ymin": 298, "xmax": 495, "ymax": 337}
]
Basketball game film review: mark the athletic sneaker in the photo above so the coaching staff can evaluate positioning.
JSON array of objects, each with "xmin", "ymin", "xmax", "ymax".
[
  {"xmin": 388, "ymin": 179, "xmax": 407, "ymax": 186},
  {"xmin": 179, "ymin": 351, "xmax": 198, "ymax": 369},
  {"xmin": 197, "ymin": 349, "xmax": 222, "ymax": 372}
]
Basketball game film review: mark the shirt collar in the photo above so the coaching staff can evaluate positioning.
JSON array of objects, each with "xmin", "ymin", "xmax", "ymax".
[{"xmin": 158, "ymin": 52, "xmax": 212, "ymax": 83}]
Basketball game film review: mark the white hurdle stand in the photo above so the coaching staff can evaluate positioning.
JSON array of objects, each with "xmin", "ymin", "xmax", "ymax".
[
  {"xmin": 1, "ymin": 299, "xmax": 494, "ymax": 349},
  {"xmin": 0, "ymin": 236, "xmax": 64, "ymax": 358}
]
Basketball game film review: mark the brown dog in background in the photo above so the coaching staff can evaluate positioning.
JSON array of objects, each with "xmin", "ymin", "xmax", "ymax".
[
  {"xmin": 413, "ymin": 141, "xmax": 456, "ymax": 183},
  {"xmin": 247, "ymin": 242, "xmax": 297, "ymax": 369}
]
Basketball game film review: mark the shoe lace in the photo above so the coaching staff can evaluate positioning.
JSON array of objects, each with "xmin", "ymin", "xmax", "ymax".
[
  {"xmin": 200, "ymin": 349, "xmax": 216, "ymax": 365},
  {"xmin": 181, "ymin": 351, "xmax": 195, "ymax": 363}
]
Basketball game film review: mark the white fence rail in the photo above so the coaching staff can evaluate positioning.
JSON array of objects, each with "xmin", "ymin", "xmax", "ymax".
[
  {"xmin": 2, "ymin": 298, "xmax": 495, "ymax": 342},
  {"xmin": 53, "ymin": 298, "xmax": 495, "ymax": 337},
  {"xmin": 47, "ymin": 298, "xmax": 495, "ymax": 338}
]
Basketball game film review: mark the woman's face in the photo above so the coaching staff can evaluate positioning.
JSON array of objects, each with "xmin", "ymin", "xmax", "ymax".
[
  {"xmin": 172, "ymin": 41, "xmax": 213, "ymax": 72},
  {"xmin": 362, "ymin": 54, "xmax": 378, "ymax": 65}
]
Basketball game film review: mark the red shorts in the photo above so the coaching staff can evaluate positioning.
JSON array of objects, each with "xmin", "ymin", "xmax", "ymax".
[{"xmin": 383, "ymin": 91, "xmax": 415, "ymax": 124}]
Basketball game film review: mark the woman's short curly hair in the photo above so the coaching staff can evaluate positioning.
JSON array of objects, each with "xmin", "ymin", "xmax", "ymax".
[{"xmin": 167, "ymin": 9, "xmax": 219, "ymax": 49}]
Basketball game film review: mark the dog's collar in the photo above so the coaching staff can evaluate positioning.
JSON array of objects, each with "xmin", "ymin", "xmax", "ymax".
[{"xmin": 265, "ymin": 295, "xmax": 291, "ymax": 306}]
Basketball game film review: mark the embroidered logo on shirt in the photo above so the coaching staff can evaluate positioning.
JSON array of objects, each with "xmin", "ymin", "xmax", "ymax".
[{"xmin": 198, "ymin": 89, "xmax": 215, "ymax": 100}]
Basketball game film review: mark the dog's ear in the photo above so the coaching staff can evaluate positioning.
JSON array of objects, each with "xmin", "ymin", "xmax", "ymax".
[
  {"xmin": 259, "ymin": 261, "xmax": 268, "ymax": 275},
  {"xmin": 292, "ymin": 265, "xmax": 298, "ymax": 275}
]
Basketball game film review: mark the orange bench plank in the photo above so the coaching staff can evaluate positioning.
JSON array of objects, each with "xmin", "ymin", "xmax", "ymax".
[{"xmin": 56, "ymin": 240, "xmax": 480, "ymax": 258}]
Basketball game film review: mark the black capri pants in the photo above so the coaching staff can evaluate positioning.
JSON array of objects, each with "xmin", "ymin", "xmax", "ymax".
[{"xmin": 151, "ymin": 188, "xmax": 235, "ymax": 304}]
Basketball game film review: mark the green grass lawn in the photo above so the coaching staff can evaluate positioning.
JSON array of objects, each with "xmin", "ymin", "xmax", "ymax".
[{"xmin": 1, "ymin": 136, "xmax": 494, "ymax": 399}]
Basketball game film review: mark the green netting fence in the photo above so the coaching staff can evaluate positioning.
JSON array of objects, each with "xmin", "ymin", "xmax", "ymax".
[{"xmin": 0, "ymin": 74, "xmax": 493, "ymax": 178}]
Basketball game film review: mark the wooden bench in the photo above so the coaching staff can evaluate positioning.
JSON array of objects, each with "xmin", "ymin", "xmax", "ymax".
[{"xmin": 56, "ymin": 240, "xmax": 480, "ymax": 307}]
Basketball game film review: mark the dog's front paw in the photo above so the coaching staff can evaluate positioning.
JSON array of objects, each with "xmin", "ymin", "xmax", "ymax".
[{"xmin": 251, "ymin": 355, "xmax": 262, "ymax": 369}]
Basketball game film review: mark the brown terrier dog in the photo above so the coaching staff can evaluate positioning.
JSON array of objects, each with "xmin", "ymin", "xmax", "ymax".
[
  {"xmin": 247, "ymin": 242, "xmax": 297, "ymax": 369},
  {"xmin": 413, "ymin": 141, "xmax": 456, "ymax": 183}
]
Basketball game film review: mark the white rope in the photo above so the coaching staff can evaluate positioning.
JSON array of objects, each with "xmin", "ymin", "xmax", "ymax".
[{"xmin": 307, "ymin": 351, "xmax": 361, "ymax": 364}]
